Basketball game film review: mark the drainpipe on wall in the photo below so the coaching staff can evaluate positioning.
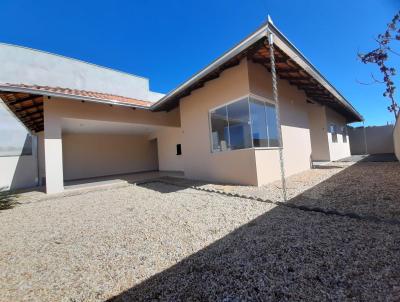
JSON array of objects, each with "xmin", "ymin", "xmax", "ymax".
[{"xmin": 267, "ymin": 29, "xmax": 288, "ymax": 202}]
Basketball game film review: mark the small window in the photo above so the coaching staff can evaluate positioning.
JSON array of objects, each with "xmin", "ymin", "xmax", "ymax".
[
  {"xmin": 176, "ymin": 144, "xmax": 182, "ymax": 155},
  {"xmin": 330, "ymin": 124, "xmax": 338, "ymax": 143},
  {"xmin": 342, "ymin": 126, "xmax": 348, "ymax": 143}
]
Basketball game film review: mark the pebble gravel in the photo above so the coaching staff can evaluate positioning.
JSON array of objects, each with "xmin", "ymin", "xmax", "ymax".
[{"xmin": 0, "ymin": 161, "xmax": 399, "ymax": 301}]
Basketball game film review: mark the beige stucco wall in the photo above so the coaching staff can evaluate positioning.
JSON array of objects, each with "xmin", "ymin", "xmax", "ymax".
[
  {"xmin": 47, "ymin": 97, "xmax": 180, "ymax": 128},
  {"xmin": 394, "ymin": 115, "xmax": 400, "ymax": 160},
  {"xmin": 307, "ymin": 104, "xmax": 330, "ymax": 161},
  {"xmin": 326, "ymin": 107, "xmax": 351, "ymax": 161},
  {"xmin": 179, "ymin": 59, "xmax": 313, "ymax": 186},
  {"xmin": 150, "ymin": 127, "xmax": 184, "ymax": 172},
  {"xmin": 180, "ymin": 59, "xmax": 259, "ymax": 185},
  {"xmin": 39, "ymin": 97, "xmax": 180, "ymax": 192},
  {"xmin": 247, "ymin": 60, "xmax": 312, "ymax": 185},
  {"xmin": 62, "ymin": 133, "xmax": 158, "ymax": 180}
]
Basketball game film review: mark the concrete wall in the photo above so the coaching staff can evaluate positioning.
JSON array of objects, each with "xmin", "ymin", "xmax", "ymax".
[
  {"xmin": 150, "ymin": 127, "xmax": 184, "ymax": 172},
  {"xmin": 394, "ymin": 116, "xmax": 400, "ymax": 160},
  {"xmin": 0, "ymin": 102, "xmax": 38, "ymax": 190},
  {"xmin": 247, "ymin": 60, "xmax": 312, "ymax": 184},
  {"xmin": 0, "ymin": 43, "xmax": 163, "ymax": 101},
  {"xmin": 0, "ymin": 134, "xmax": 38, "ymax": 190},
  {"xmin": 349, "ymin": 125, "xmax": 394, "ymax": 155},
  {"xmin": 326, "ymin": 107, "xmax": 351, "ymax": 161},
  {"xmin": 180, "ymin": 59, "xmax": 259, "ymax": 185},
  {"xmin": 307, "ymin": 104, "xmax": 330, "ymax": 161},
  {"xmin": 62, "ymin": 133, "xmax": 158, "ymax": 180}
]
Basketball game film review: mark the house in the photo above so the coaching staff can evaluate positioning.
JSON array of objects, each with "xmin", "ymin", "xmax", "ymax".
[{"xmin": 0, "ymin": 21, "xmax": 362, "ymax": 194}]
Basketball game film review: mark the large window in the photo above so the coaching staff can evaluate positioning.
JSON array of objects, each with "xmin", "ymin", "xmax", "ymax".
[{"xmin": 210, "ymin": 95, "xmax": 280, "ymax": 152}]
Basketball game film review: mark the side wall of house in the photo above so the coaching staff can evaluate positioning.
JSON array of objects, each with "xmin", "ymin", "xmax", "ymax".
[
  {"xmin": 247, "ymin": 60, "xmax": 312, "ymax": 185},
  {"xmin": 179, "ymin": 59, "xmax": 258, "ymax": 185},
  {"xmin": 62, "ymin": 133, "xmax": 158, "ymax": 180},
  {"xmin": 307, "ymin": 104, "xmax": 330, "ymax": 161},
  {"xmin": 150, "ymin": 127, "xmax": 184, "ymax": 172},
  {"xmin": 326, "ymin": 107, "xmax": 351, "ymax": 161}
]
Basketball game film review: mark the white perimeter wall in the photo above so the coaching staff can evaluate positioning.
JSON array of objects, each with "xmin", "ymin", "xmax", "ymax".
[
  {"xmin": 62, "ymin": 133, "xmax": 158, "ymax": 181},
  {"xmin": 0, "ymin": 136, "xmax": 38, "ymax": 190},
  {"xmin": 394, "ymin": 116, "xmax": 400, "ymax": 160},
  {"xmin": 0, "ymin": 43, "xmax": 163, "ymax": 101}
]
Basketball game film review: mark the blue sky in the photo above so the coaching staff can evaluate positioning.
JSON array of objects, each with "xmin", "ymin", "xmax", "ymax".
[{"xmin": 0, "ymin": 0, "xmax": 399, "ymax": 126}]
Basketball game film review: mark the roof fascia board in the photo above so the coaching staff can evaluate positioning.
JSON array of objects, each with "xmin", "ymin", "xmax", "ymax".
[
  {"xmin": 151, "ymin": 23, "xmax": 270, "ymax": 110},
  {"xmin": 0, "ymin": 85, "xmax": 150, "ymax": 110}
]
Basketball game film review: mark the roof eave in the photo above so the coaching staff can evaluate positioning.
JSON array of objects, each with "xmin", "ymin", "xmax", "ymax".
[
  {"xmin": 151, "ymin": 21, "xmax": 363, "ymax": 123},
  {"xmin": 151, "ymin": 22, "xmax": 270, "ymax": 111},
  {"xmin": 0, "ymin": 84, "xmax": 151, "ymax": 110},
  {"xmin": 268, "ymin": 23, "xmax": 363, "ymax": 122}
]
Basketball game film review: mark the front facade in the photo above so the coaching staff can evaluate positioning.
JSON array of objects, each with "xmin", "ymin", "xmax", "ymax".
[{"xmin": 0, "ymin": 21, "xmax": 362, "ymax": 193}]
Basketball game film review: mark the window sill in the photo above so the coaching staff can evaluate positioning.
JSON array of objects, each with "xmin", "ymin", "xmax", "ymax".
[{"xmin": 211, "ymin": 146, "xmax": 282, "ymax": 154}]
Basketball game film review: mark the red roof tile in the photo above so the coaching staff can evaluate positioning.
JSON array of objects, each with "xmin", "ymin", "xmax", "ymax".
[{"xmin": 0, "ymin": 83, "xmax": 153, "ymax": 108}]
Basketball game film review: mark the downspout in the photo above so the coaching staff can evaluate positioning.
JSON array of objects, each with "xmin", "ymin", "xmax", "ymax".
[{"xmin": 267, "ymin": 28, "xmax": 288, "ymax": 202}]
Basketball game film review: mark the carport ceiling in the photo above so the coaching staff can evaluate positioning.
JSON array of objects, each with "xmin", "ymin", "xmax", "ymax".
[{"xmin": 61, "ymin": 118, "xmax": 160, "ymax": 135}]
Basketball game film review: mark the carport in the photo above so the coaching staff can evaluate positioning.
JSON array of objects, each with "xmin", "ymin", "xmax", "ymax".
[{"xmin": 0, "ymin": 83, "xmax": 183, "ymax": 193}]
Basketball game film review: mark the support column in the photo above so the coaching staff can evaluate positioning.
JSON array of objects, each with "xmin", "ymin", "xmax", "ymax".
[{"xmin": 43, "ymin": 97, "xmax": 64, "ymax": 194}]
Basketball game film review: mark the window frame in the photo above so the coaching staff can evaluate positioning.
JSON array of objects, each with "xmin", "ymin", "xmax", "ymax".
[
  {"xmin": 208, "ymin": 93, "xmax": 282, "ymax": 154},
  {"xmin": 342, "ymin": 126, "xmax": 348, "ymax": 143}
]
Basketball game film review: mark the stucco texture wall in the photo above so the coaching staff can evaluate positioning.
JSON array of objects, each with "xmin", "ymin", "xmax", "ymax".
[
  {"xmin": 307, "ymin": 104, "xmax": 330, "ymax": 161},
  {"xmin": 326, "ymin": 107, "xmax": 351, "ymax": 161},
  {"xmin": 180, "ymin": 59, "xmax": 258, "ymax": 185},
  {"xmin": 247, "ymin": 60, "xmax": 312, "ymax": 184},
  {"xmin": 62, "ymin": 133, "xmax": 158, "ymax": 180},
  {"xmin": 0, "ymin": 155, "xmax": 37, "ymax": 190},
  {"xmin": 179, "ymin": 59, "xmax": 313, "ymax": 186},
  {"xmin": 150, "ymin": 127, "xmax": 184, "ymax": 172},
  {"xmin": 394, "ymin": 116, "xmax": 400, "ymax": 160},
  {"xmin": 349, "ymin": 125, "xmax": 394, "ymax": 155},
  {"xmin": 39, "ymin": 97, "xmax": 180, "ymax": 192}
]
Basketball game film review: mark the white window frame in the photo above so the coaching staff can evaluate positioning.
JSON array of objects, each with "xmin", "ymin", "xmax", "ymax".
[{"xmin": 208, "ymin": 93, "xmax": 281, "ymax": 153}]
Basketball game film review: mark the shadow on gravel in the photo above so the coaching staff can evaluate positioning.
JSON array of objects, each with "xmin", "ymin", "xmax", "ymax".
[
  {"xmin": 290, "ymin": 158, "xmax": 400, "ymax": 221},
  {"xmin": 0, "ymin": 188, "xmax": 19, "ymax": 210},
  {"xmin": 108, "ymin": 159, "xmax": 400, "ymax": 301}
]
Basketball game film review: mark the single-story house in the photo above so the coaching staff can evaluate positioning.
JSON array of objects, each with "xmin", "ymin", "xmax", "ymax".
[{"xmin": 0, "ymin": 20, "xmax": 363, "ymax": 194}]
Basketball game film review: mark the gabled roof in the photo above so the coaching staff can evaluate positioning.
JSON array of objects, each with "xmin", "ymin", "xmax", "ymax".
[
  {"xmin": 151, "ymin": 21, "xmax": 363, "ymax": 123},
  {"xmin": 0, "ymin": 20, "xmax": 363, "ymax": 133}
]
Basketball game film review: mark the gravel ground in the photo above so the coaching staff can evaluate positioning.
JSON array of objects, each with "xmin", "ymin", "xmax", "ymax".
[
  {"xmin": 192, "ymin": 161, "xmax": 400, "ymax": 221},
  {"xmin": 1, "ymin": 162, "xmax": 400, "ymax": 301},
  {"xmin": 0, "ymin": 184, "xmax": 275, "ymax": 301}
]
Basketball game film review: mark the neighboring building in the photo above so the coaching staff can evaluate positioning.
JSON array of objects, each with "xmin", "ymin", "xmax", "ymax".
[{"xmin": 0, "ymin": 21, "xmax": 362, "ymax": 193}]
